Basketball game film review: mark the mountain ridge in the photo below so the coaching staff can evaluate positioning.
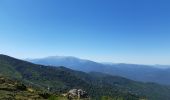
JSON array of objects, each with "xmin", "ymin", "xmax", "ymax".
[
  {"xmin": 26, "ymin": 56, "xmax": 170, "ymax": 85},
  {"xmin": 1, "ymin": 54, "xmax": 170, "ymax": 100}
]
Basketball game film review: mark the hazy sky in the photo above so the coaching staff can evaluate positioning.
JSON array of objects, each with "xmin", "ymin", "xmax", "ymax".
[{"xmin": 0, "ymin": 0, "xmax": 170, "ymax": 64}]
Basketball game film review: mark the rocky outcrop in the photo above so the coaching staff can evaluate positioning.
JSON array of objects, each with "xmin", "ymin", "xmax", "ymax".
[{"xmin": 67, "ymin": 89, "xmax": 89, "ymax": 99}]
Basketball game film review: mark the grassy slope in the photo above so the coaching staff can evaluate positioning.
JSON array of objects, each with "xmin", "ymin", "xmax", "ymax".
[{"xmin": 0, "ymin": 75, "xmax": 47, "ymax": 100}]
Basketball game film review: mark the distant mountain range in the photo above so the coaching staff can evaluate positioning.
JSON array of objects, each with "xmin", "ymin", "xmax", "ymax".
[
  {"xmin": 1, "ymin": 54, "xmax": 170, "ymax": 99},
  {"xmin": 26, "ymin": 56, "xmax": 106, "ymax": 72},
  {"xmin": 27, "ymin": 56, "xmax": 170, "ymax": 85},
  {"xmin": 0, "ymin": 54, "xmax": 142, "ymax": 99}
]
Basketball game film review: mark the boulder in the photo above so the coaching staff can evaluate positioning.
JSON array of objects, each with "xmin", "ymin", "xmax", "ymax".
[{"xmin": 67, "ymin": 89, "xmax": 88, "ymax": 99}]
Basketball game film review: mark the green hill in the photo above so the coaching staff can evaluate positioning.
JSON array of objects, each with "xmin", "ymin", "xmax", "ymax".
[
  {"xmin": 0, "ymin": 54, "xmax": 169, "ymax": 100},
  {"xmin": 0, "ymin": 75, "xmax": 48, "ymax": 100}
]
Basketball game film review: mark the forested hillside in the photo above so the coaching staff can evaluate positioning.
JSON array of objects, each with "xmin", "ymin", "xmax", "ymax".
[{"xmin": 0, "ymin": 54, "xmax": 170, "ymax": 100}]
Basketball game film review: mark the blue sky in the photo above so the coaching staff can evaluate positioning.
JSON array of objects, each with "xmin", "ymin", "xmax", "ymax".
[{"xmin": 0, "ymin": 0, "xmax": 170, "ymax": 64}]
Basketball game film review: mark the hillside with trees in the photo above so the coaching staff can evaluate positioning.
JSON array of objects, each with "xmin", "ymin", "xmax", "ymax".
[{"xmin": 0, "ymin": 54, "xmax": 169, "ymax": 100}]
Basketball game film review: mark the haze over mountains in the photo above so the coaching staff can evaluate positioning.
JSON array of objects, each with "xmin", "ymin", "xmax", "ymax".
[
  {"xmin": 2, "ymin": 54, "xmax": 170, "ymax": 100},
  {"xmin": 27, "ymin": 56, "xmax": 170, "ymax": 85}
]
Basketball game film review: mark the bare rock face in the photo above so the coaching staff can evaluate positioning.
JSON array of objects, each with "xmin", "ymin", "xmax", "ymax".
[
  {"xmin": 68, "ymin": 89, "xmax": 78, "ymax": 97},
  {"xmin": 68, "ymin": 89, "xmax": 88, "ymax": 99}
]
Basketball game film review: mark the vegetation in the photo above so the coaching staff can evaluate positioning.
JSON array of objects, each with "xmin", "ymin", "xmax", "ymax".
[
  {"xmin": 0, "ymin": 75, "xmax": 46, "ymax": 99},
  {"xmin": 0, "ymin": 54, "xmax": 170, "ymax": 100}
]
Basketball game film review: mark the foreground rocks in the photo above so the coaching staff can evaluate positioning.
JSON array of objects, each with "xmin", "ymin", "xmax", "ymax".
[{"xmin": 63, "ymin": 89, "xmax": 89, "ymax": 100}]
